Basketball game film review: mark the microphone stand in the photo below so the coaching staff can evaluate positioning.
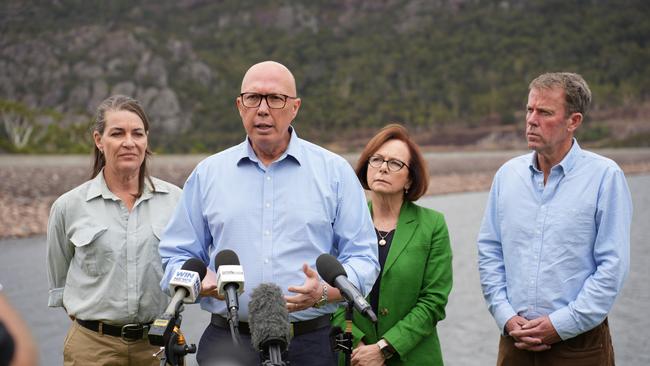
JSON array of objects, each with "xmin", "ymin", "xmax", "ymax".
[
  {"xmin": 260, "ymin": 341, "xmax": 287, "ymax": 366},
  {"xmin": 156, "ymin": 302, "xmax": 197, "ymax": 366},
  {"xmin": 227, "ymin": 308, "xmax": 241, "ymax": 347},
  {"xmin": 331, "ymin": 302, "xmax": 354, "ymax": 366}
]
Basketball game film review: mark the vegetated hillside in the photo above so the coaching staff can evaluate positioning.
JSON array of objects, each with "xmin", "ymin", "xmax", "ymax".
[{"xmin": 1, "ymin": 0, "xmax": 648, "ymax": 153}]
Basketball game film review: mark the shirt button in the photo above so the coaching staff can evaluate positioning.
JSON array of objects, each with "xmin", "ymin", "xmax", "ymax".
[
  {"xmin": 536, "ymin": 230, "xmax": 541, "ymax": 234},
  {"xmin": 265, "ymin": 202, "xmax": 271, "ymax": 208},
  {"xmin": 264, "ymin": 230, "xmax": 270, "ymax": 236},
  {"xmin": 266, "ymin": 176, "xmax": 271, "ymax": 181},
  {"xmin": 264, "ymin": 258, "xmax": 269, "ymax": 264}
]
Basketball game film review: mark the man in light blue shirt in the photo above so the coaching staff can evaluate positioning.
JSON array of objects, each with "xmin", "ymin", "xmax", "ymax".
[
  {"xmin": 159, "ymin": 61, "xmax": 379, "ymax": 365},
  {"xmin": 478, "ymin": 72, "xmax": 631, "ymax": 365}
]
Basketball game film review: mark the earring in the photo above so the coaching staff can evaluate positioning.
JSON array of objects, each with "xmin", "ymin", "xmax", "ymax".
[{"xmin": 404, "ymin": 187, "xmax": 409, "ymax": 195}]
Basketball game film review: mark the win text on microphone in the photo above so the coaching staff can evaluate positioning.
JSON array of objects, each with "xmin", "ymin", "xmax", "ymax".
[{"xmin": 149, "ymin": 258, "xmax": 207, "ymax": 346}]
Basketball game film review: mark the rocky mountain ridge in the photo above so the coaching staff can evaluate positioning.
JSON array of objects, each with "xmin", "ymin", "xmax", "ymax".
[{"xmin": 1, "ymin": 0, "xmax": 648, "ymax": 152}]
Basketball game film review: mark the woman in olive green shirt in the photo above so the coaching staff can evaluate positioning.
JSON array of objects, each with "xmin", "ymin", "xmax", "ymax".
[
  {"xmin": 46, "ymin": 95, "xmax": 181, "ymax": 365},
  {"xmin": 332, "ymin": 124, "xmax": 453, "ymax": 365}
]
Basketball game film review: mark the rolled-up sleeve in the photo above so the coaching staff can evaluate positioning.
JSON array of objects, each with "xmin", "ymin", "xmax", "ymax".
[{"xmin": 46, "ymin": 199, "xmax": 73, "ymax": 307}]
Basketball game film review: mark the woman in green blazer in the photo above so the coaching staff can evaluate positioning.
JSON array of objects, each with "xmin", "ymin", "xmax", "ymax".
[{"xmin": 332, "ymin": 124, "xmax": 453, "ymax": 365}]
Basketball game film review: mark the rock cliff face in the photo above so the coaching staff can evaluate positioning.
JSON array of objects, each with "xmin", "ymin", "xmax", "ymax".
[
  {"xmin": 0, "ymin": 0, "xmax": 477, "ymax": 140},
  {"xmin": 1, "ymin": 0, "xmax": 647, "ymax": 152},
  {"xmin": 1, "ymin": 25, "xmax": 213, "ymax": 135}
]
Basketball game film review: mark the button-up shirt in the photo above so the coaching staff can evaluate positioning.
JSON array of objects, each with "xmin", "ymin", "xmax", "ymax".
[
  {"xmin": 159, "ymin": 129, "xmax": 379, "ymax": 321},
  {"xmin": 477, "ymin": 140, "xmax": 632, "ymax": 340},
  {"xmin": 47, "ymin": 171, "xmax": 181, "ymax": 324}
]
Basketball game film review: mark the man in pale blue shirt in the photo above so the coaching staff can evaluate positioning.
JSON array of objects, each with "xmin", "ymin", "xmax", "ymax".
[
  {"xmin": 159, "ymin": 61, "xmax": 379, "ymax": 365},
  {"xmin": 477, "ymin": 72, "xmax": 632, "ymax": 365}
]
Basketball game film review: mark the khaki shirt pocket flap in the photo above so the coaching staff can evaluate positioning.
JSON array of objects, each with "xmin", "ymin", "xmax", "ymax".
[
  {"xmin": 70, "ymin": 226, "xmax": 108, "ymax": 248},
  {"xmin": 152, "ymin": 225, "xmax": 166, "ymax": 241}
]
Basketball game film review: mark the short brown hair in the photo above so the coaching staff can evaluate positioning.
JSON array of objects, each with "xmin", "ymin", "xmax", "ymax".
[
  {"xmin": 529, "ymin": 72, "xmax": 592, "ymax": 117},
  {"xmin": 356, "ymin": 123, "xmax": 429, "ymax": 201}
]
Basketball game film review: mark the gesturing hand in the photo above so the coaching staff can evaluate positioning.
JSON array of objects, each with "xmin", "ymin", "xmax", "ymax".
[
  {"xmin": 285, "ymin": 263, "xmax": 322, "ymax": 312},
  {"xmin": 199, "ymin": 269, "xmax": 224, "ymax": 300}
]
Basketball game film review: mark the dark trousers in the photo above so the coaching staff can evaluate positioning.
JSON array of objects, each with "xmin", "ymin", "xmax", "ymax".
[
  {"xmin": 196, "ymin": 322, "xmax": 337, "ymax": 366},
  {"xmin": 497, "ymin": 319, "xmax": 615, "ymax": 366}
]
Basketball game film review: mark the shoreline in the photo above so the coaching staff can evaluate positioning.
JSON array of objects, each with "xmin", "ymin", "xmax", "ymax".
[{"xmin": 2, "ymin": 150, "xmax": 649, "ymax": 238}]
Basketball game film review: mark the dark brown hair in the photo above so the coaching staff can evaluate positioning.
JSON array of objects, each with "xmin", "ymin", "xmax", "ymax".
[
  {"xmin": 356, "ymin": 123, "xmax": 429, "ymax": 201},
  {"xmin": 91, "ymin": 95, "xmax": 153, "ymax": 197}
]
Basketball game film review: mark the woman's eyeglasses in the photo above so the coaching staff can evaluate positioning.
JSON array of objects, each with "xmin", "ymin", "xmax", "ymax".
[{"xmin": 368, "ymin": 155, "xmax": 409, "ymax": 172}]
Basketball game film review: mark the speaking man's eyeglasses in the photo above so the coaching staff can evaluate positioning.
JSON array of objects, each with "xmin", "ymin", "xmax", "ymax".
[{"xmin": 239, "ymin": 93, "xmax": 298, "ymax": 109}]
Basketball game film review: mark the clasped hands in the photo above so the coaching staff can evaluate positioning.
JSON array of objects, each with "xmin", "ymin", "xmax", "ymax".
[
  {"xmin": 199, "ymin": 263, "xmax": 322, "ymax": 312},
  {"xmin": 505, "ymin": 315, "xmax": 561, "ymax": 351},
  {"xmin": 351, "ymin": 340, "xmax": 386, "ymax": 366}
]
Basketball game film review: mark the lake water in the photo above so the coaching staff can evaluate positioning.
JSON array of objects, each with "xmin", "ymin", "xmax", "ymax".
[{"xmin": 1, "ymin": 174, "xmax": 648, "ymax": 365}]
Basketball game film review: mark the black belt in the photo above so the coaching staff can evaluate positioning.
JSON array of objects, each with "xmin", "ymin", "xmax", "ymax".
[
  {"xmin": 76, "ymin": 319, "xmax": 151, "ymax": 341},
  {"xmin": 211, "ymin": 314, "xmax": 330, "ymax": 337}
]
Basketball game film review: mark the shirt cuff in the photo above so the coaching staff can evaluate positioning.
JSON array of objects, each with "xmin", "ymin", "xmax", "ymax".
[
  {"xmin": 549, "ymin": 307, "xmax": 580, "ymax": 340},
  {"xmin": 493, "ymin": 303, "xmax": 517, "ymax": 336},
  {"xmin": 48, "ymin": 287, "xmax": 64, "ymax": 307}
]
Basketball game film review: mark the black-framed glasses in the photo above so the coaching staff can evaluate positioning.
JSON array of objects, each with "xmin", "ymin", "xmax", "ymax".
[
  {"xmin": 239, "ymin": 93, "xmax": 298, "ymax": 109},
  {"xmin": 368, "ymin": 155, "xmax": 409, "ymax": 172}
]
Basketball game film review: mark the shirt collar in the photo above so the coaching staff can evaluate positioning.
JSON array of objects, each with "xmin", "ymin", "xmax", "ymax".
[
  {"xmin": 86, "ymin": 170, "xmax": 113, "ymax": 201},
  {"xmin": 236, "ymin": 126, "xmax": 303, "ymax": 166},
  {"xmin": 86, "ymin": 168, "xmax": 167, "ymax": 202},
  {"xmin": 529, "ymin": 138, "xmax": 581, "ymax": 174}
]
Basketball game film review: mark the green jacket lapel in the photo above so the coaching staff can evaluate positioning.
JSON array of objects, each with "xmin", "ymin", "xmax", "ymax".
[{"xmin": 370, "ymin": 200, "xmax": 419, "ymax": 275}]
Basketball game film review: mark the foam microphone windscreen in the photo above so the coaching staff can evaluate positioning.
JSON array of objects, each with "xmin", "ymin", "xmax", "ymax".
[
  {"xmin": 248, "ymin": 283, "xmax": 291, "ymax": 351},
  {"xmin": 181, "ymin": 258, "xmax": 208, "ymax": 281},
  {"xmin": 316, "ymin": 253, "xmax": 347, "ymax": 286},
  {"xmin": 215, "ymin": 249, "xmax": 240, "ymax": 268}
]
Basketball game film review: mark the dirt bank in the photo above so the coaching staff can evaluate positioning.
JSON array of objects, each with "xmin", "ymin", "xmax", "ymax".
[{"xmin": 2, "ymin": 149, "xmax": 649, "ymax": 238}]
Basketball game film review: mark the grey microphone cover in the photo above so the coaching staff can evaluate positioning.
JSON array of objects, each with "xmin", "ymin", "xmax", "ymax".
[{"xmin": 248, "ymin": 283, "xmax": 291, "ymax": 351}]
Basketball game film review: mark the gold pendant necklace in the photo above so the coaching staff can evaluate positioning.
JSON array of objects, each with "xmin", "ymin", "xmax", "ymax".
[{"xmin": 376, "ymin": 229, "xmax": 390, "ymax": 246}]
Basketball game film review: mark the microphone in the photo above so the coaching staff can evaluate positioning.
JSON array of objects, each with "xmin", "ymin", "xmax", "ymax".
[
  {"xmin": 168, "ymin": 258, "xmax": 207, "ymax": 305},
  {"xmin": 214, "ymin": 249, "xmax": 245, "ymax": 340},
  {"xmin": 316, "ymin": 254, "xmax": 378, "ymax": 322},
  {"xmin": 249, "ymin": 283, "xmax": 290, "ymax": 366},
  {"xmin": 149, "ymin": 258, "xmax": 207, "ymax": 346}
]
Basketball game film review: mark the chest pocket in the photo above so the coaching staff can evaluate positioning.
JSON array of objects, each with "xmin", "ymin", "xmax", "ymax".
[
  {"xmin": 69, "ymin": 226, "xmax": 108, "ymax": 276},
  {"xmin": 547, "ymin": 206, "xmax": 596, "ymax": 245}
]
